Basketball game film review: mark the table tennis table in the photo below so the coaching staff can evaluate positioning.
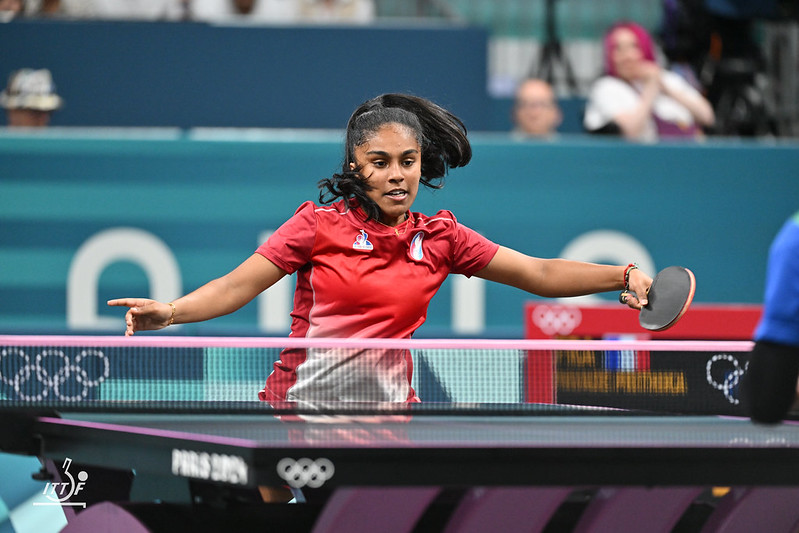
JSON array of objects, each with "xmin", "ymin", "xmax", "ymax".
[
  {"xmin": 3, "ymin": 402, "xmax": 799, "ymax": 533},
  {"xmin": 2, "ymin": 335, "xmax": 798, "ymax": 532}
]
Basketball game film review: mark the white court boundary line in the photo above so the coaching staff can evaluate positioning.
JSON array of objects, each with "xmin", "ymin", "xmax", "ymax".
[{"xmin": 0, "ymin": 336, "xmax": 754, "ymax": 352}]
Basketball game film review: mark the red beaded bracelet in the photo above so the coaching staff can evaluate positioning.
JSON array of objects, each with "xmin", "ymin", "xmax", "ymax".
[{"xmin": 623, "ymin": 263, "xmax": 639, "ymax": 290}]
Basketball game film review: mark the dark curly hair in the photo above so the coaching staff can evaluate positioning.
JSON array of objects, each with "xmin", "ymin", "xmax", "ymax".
[{"xmin": 318, "ymin": 93, "xmax": 472, "ymax": 221}]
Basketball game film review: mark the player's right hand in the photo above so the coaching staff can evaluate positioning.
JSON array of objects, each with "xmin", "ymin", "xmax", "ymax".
[{"xmin": 107, "ymin": 298, "xmax": 172, "ymax": 336}]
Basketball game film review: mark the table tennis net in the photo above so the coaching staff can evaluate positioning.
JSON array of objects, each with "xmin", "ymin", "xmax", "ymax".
[{"xmin": 0, "ymin": 336, "xmax": 754, "ymax": 416}]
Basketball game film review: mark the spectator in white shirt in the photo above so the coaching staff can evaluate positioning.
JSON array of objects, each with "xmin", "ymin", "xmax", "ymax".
[{"xmin": 583, "ymin": 21, "xmax": 715, "ymax": 143}]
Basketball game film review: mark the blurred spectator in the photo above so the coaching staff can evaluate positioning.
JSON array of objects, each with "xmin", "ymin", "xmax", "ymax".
[
  {"xmin": 13, "ymin": 0, "xmax": 63, "ymax": 15},
  {"xmin": 583, "ymin": 21, "xmax": 715, "ymax": 143},
  {"xmin": 189, "ymin": 0, "xmax": 295, "ymax": 23},
  {"xmin": 297, "ymin": 0, "xmax": 374, "ymax": 24},
  {"xmin": 1, "ymin": 68, "xmax": 63, "ymax": 127},
  {"xmin": 0, "ymin": 0, "xmax": 23, "ymax": 21},
  {"xmin": 36, "ymin": 0, "xmax": 59, "ymax": 14},
  {"xmin": 512, "ymin": 78, "xmax": 562, "ymax": 139},
  {"xmin": 188, "ymin": 0, "xmax": 373, "ymax": 24},
  {"xmin": 48, "ymin": 0, "xmax": 183, "ymax": 19}
]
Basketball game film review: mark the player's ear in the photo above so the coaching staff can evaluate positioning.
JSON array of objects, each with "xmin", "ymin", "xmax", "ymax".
[{"xmin": 349, "ymin": 162, "xmax": 356, "ymax": 171}]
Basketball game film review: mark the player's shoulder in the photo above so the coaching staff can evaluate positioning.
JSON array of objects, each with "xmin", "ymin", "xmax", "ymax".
[
  {"xmin": 414, "ymin": 209, "xmax": 459, "ymax": 228},
  {"xmin": 292, "ymin": 200, "xmax": 349, "ymax": 218}
]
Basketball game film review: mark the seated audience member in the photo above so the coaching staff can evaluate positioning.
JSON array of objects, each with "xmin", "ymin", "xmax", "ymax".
[
  {"xmin": 0, "ymin": 0, "xmax": 23, "ymax": 20},
  {"xmin": 512, "ymin": 78, "xmax": 562, "ymax": 139},
  {"xmin": 583, "ymin": 21, "xmax": 715, "ymax": 143},
  {"xmin": 54, "ymin": 0, "xmax": 183, "ymax": 19},
  {"xmin": 1, "ymin": 68, "xmax": 63, "ymax": 127},
  {"xmin": 188, "ymin": 0, "xmax": 295, "ymax": 22},
  {"xmin": 10, "ymin": 0, "xmax": 61, "ymax": 16},
  {"xmin": 189, "ymin": 0, "xmax": 373, "ymax": 24},
  {"xmin": 297, "ymin": 0, "xmax": 374, "ymax": 23}
]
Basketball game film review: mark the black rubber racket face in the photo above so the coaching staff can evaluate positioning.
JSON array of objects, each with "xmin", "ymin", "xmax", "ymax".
[{"xmin": 639, "ymin": 266, "xmax": 696, "ymax": 331}]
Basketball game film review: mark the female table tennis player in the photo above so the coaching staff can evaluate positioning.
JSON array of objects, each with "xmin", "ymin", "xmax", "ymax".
[{"xmin": 109, "ymin": 93, "xmax": 653, "ymax": 403}]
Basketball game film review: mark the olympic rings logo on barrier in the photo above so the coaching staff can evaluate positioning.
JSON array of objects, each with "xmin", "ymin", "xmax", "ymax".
[
  {"xmin": 531, "ymin": 305, "xmax": 582, "ymax": 336},
  {"xmin": 276, "ymin": 457, "xmax": 335, "ymax": 488},
  {"xmin": 706, "ymin": 353, "xmax": 748, "ymax": 405},
  {"xmin": 0, "ymin": 348, "xmax": 110, "ymax": 401},
  {"xmin": 730, "ymin": 436, "xmax": 791, "ymax": 447}
]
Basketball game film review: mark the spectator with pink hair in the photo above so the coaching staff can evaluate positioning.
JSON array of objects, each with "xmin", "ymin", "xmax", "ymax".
[{"xmin": 583, "ymin": 21, "xmax": 715, "ymax": 143}]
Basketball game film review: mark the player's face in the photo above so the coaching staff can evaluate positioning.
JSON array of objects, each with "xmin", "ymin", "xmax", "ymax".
[{"xmin": 352, "ymin": 123, "xmax": 421, "ymax": 227}]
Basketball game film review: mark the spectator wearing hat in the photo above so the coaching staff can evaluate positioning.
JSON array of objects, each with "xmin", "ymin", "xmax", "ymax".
[{"xmin": 1, "ymin": 68, "xmax": 64, "ymax": 127}]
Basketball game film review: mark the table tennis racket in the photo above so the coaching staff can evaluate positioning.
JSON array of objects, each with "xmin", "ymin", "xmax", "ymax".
[{"xmin": 637, "ymin": 266, "xmax": 696, "ymax": 331}]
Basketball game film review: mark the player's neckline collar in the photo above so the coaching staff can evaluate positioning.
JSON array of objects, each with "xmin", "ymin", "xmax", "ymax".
[
  {"xmin": 375, "ymin": 213, "xmax": 411, "ymax": 235},
  {"xmin": 349, "ymin": 203, "xmax": 414, "ymax": 235}
]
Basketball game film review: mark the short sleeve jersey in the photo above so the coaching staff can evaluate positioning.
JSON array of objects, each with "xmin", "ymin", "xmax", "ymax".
[
  {"xmin": 255, "ymin": 199, "xmax": 499, "ymax": 403},
  {"xmin": 754, "ymin": 211, "xmax": 799, "ymax": 347}
]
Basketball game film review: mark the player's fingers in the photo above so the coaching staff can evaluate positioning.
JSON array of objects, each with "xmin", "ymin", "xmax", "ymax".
[
  {"xmin": 125, "ymin": 309, "xmax": 135, "ymax": 329},
  {"xmin": 108, "ymin": 298, "xmax": 148, "ymax": 308},
  {"xmin": 635, "ymin": 290, "xmax": 648, "ymax": 308},
  {"xmin": 628, "ymin": 270, "xmax": 652, "ymax": 307},
  {"xmin": 619, "ymin": 290, "xmax": 643, "ymax": 310}
]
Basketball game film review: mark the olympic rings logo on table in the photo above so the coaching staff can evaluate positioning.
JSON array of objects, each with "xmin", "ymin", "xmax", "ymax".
[
  {"xmin": 0, "ymin": 348, "xmax": 110, "ymax": 401},
  {"xmin": 277, "ymin": 457, "xmax": 335, "ymax": 488},
  {"xmin": 531, "ymin": 305, "xmax": 582, "ymax": 336},
  {"xmin": 706, "ymin": 353, "xmax": 749, "ymax": 405}
]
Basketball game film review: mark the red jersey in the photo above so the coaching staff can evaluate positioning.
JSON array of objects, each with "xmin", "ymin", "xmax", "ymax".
[{"xmin": 255, "ymin": 199, "xmax": 499, "ymax": 403}]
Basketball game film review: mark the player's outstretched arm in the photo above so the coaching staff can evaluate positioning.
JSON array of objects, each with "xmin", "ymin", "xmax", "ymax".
[
  {"xmin": 108, "ymin": 254, "xmax": 287, "ymax": 336},
  {"xmin": 474, "ymin": 246, "xmax": 652, "ymax": 308}
]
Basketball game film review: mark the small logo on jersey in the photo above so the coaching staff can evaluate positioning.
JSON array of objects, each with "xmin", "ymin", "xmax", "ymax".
[
  {"xmin": 352, "ymin": 230, "xmax": 373, "ymax": 251},
  {"xmin": 409, "ymin": 232, "xmax": 424, "ymax": 261}
]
